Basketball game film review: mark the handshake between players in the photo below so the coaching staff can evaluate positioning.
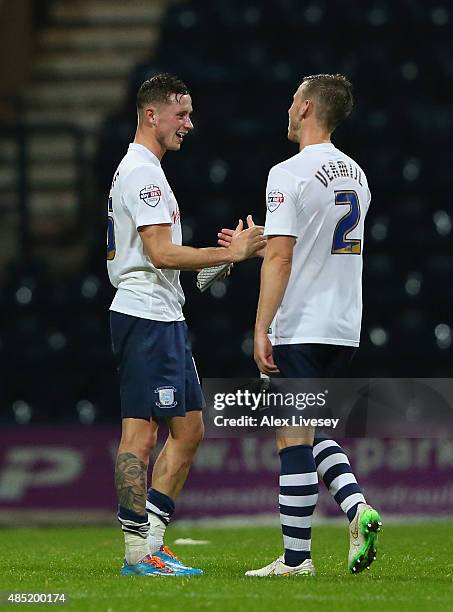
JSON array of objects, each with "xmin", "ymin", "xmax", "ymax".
[
  {"xmin": 218, "ymin": 214, "xmax": 266, "ymax": 260},
  {"xmin": 222, "ymin": 218, "xmax": 265, "ymax": 262}
]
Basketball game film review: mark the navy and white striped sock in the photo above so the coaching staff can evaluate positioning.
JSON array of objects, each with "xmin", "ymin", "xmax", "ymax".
[
  {"xmin": 146, "ymin": 488, "xmax": 175, "ymax": 525},
  {"xmin": 117, "ymin": 505, "xmax": 150, "ymax": 564},
  {"xmin": 279, "ymin": 444, "xmax": 318, "ymax": 567},
  {"xmin": 146, "ymin": 488, "xmax": 175, "ymax": 553},
  {"xmin": 117, "ymin": 505, "xmax": 149, "ymax": 537},
  {"xmin": 313, "ymin": 438, "xmax": 365, "ymax": 522}
]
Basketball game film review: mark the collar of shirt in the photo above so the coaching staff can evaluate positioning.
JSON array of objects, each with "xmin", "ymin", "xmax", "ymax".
[
  {"xmin": 128, "ymin": 143, "xmax": 161, "ymax": 166},
  {"xmin": 303, "ymin": 143, "xmax": 335, "ymax": 151}
]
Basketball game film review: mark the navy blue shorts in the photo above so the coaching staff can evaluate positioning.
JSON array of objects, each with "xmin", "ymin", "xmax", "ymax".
[
  {"xmin": 273, "ymin": 343, "xmax": 356, "ymax": 378},
  {"xmin": 110, "ymin": 312, "xmax": 205, "ymax": 419}
]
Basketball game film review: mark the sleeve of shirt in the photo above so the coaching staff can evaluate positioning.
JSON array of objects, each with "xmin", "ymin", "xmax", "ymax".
[
  {"xmin": 366, "ymin": 187, "xmax": 372, "ymax": 210},
  {"xmin": 263, "ymin": 165, "xmax": 300, "ymax": 238},
  {"xmin": 122, "ymin": 165, "xmax": 172, "ymax": 229}
]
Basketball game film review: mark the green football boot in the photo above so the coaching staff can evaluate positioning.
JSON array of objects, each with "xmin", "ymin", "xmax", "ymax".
[{"xmin": 348, "ymin": 503, "xmax": 382, "ymax": 574}]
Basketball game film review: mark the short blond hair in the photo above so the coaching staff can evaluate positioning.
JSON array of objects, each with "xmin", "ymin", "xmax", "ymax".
[{"xmin": 302, "ymin": 74, "xmax": 353, "ymax": 132}]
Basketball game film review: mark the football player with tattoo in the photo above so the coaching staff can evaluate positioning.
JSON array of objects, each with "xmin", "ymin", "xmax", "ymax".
[{"xmin": 107, "ymin": 73, "xmax": 265, "ymax": 576}]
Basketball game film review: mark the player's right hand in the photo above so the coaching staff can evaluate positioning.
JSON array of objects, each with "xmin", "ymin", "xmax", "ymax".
[
  {"xmin": 218, "ymin": 215, "xmax": 267, "ymax": 259},
  {"xmin": 228, "ymin": 219, "xmax": 266, "ymax": 262},
  {"xmin": 254, "ymin": 329, "xmax": 280, "ymax": 374}
]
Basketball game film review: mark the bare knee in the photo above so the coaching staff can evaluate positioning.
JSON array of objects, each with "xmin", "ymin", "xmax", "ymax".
[
  {"xmin": 276, "ymin": 426, "xmax": 315, "ymax": 451},
  {"xmin": 167, "ymin": 413, "xmax": 204, "ymax": 452},
  {"xmin": 119, "ymin": 418, "xmax": 157, "ymax": 462},
  {"xmin": 172, "ymin": 420, "xmax": 204, "ymax": 455}
]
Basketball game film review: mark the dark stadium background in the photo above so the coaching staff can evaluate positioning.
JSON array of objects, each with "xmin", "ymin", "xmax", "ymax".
[{"xmin": 0, "ymin": 0, "xmax": 452, "ymax": 523}]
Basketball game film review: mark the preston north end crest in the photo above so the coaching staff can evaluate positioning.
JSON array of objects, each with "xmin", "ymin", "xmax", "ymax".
[{"xmin": 155, "ymin": 386, "xmax": 177, "ymax": 408}]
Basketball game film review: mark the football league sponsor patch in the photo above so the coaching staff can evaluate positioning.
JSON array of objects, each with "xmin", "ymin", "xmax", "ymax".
[
  {"xmin": 140, "ymin": 184, "xmax": 161, "ymax": 207},
  {"xmin": 155, "ymin": 386, "xmax": 178, "ymax": 409},
  {"xmin": 267, "ymin": 190, "xmax": 284, "ymax": 212}
]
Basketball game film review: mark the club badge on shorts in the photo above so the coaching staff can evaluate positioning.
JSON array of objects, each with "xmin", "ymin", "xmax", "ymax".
[
  {"xmin": 140, "ymin": 184, "xmax": 161, "ymax": 207},
  {"xmin": 267, "ymin": 190, "xmax": 284, "ymax": 212},
  {"xmin": 155, "ymin": 386, "xmax": 178, "ymax": 408}
]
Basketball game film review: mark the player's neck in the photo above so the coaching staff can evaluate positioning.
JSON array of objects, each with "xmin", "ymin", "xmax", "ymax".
[
  {"xmin": 134, "ymin": 127, "xmax": 165, "ymax": 160},
  {"xmin": 298, "ymin": 126, "xmax": 331, "ymax": 151}
]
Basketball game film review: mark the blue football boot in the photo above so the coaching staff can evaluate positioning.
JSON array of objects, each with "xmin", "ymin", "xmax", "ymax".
[
  {"xmin": 120, "ymin": 554, "xmax": 178, "ymax": 576},
  {"xmin": 154, "ymin": 545, "xmax": 203, "ymax": 575}
]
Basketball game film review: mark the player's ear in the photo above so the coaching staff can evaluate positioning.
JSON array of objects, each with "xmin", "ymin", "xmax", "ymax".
[
  {"xmin": 299, "ymin": 99, "xmax": 310, "ymax": 120},
  {"xmin": 143, "ymin": 106, "xmax": 158, "ymax": 126}
]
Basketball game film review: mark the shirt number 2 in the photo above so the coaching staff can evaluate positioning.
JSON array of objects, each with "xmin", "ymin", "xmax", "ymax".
[{"xmin": 331, "ymin": 190, "xmax": 362, "ymax": 255}]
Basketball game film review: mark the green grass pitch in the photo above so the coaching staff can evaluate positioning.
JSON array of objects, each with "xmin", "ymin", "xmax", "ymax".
[{"xmin": 1, "ymin": 523, "xmax": 452, "ymax": 611}]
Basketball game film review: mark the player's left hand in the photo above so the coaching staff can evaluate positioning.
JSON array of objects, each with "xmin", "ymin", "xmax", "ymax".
[
  {"xmin": 218, "ymin": 215, "xmax": 267, "ymax": 258},
  {"xmin": 254, "ymin": 329, "xmax": 280, "ymax": 374}
]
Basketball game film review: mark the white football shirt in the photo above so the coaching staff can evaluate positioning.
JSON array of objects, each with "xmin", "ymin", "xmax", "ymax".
[
  {"xmin": 264, "ymin": 143, "xmax": 371, "ymax": 347},
  {"xmin": 107, "ymin": 143, "xmax": 185, "ymax": 322}
]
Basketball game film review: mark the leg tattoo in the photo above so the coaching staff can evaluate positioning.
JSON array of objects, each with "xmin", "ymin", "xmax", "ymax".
[{"xmin": 115, "ymin": 452, "xmax": 148, "ymax": 514}]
